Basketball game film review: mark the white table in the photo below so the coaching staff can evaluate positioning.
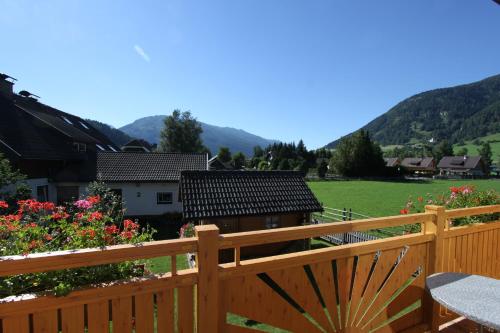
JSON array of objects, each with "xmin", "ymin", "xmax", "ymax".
[{"xmin": 426, "ymin": 272, "xmax": 500, "ymax": 331}]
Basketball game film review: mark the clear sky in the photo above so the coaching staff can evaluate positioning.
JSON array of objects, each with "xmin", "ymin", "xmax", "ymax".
[{"xmin": 1, "ymin": 0, "xmax": 499, "ymax": 149}]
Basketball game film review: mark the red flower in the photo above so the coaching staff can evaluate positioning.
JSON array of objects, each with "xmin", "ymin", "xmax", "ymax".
[
  {"xmin": 123, "ymin": 219, "xmax": 139, "ymax": 230},
  {"xmin": 80, "ymin": 229, "xmax": 96, "ymax": 239},
  {"xmin": 51, "ymin": 212, "xmax": 69, "ymax": 221},
  {"xmin": 88, "ymin": 212, "xmax": 103, "ymax": 222},
  {"xmin": 399, "ymin": 208, "xmax": 409, "ymax": 215},
  {"xmin": 87, "ymin": 195, "xmax": 101, "ymax": 205},
  {"xmin": 41, "ymin": 202, "xmax": 55, "ymax": 211},
  {"xmin": 105, "ymin": 224, "xmax": 119, "ymax": 235},
  {"xmin": 0, "ymin": 201, "xmax": 8, "ymax": 209},
  {"xmin": 120, "ymin": 231, "xmax": 133, "ymax": 239}
]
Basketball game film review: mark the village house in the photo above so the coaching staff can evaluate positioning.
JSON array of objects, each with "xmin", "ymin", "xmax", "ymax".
[
  {"xmin": 437, "ymin": 155, "xmax": 486, "ymax": 177},
  {"xmin": 0, "ymin": 74, "xmax": 209, "ymax": 216},
  {"xmin": 0, "ymin": 74, "xmax": 120, "ymax": 204},
  {"xmin": 207, "ymin": 154, "xmax": 234, "ymax": 170},
  {"xmin": 120, "ymin": 139, "xmax": 155, "ymax": 152},
  {"xmin": 401, "ymin": 157, "xmax": 436, "ymax": 175},
  {"xmin": 97, "ymin": 151, "xmax": 208, "ymax": 217},
  {"xmin": 384, "ymin": 157, "xmax": 400, "ymax": 168},
  {"xmin": 179, "ymin": 170, "xmax": 323, "ymax": 261}
]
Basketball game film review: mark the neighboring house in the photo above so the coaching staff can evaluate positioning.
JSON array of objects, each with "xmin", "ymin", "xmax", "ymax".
[
  {"xmin": 208, "ymin": 155, "xmax": 233, "ymax": 170},
  {"xmin": 121, "ymin": 139, "xmax": 154, "ymax": 152},
  {"xmin": 97, "ymin": 152, "xmax": 208, "ymax": 216},
  {"xmin": 437, "ymin": 156, "xmax": 486, "ymax": 177},
  {"xmin": 401, "ymin": 157, "xmax": 436, "ymax": 175},
  {"xmin": 0, "ymin": 74, "xmax": 119, "ymax": 204},
  {"xmin": 179, "ymin": 170, "xmax": 323, "ymax": 261},
  {"xmin": 384, "ymin": 157, "xmax": 400, "ymax": 168}
]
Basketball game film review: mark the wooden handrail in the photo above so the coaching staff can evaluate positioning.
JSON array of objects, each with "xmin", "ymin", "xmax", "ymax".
[
  {"xmin": 219, "ymin": 233, "xmax": 434, "ymax": 279},
  {"xmin": 219, "ymin": 212, "xmax": 433, "ymax": 249},
  {"xmin": 0, "ymin": 238, "xmax": 198, "ymax": 277},
  {"xmin": 445, "ymin": 204, "xmax": 500, "ymax": 219}
]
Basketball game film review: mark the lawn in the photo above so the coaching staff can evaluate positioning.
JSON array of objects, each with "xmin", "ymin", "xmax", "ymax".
[{"xmin": 308, "ymin": 179, "xmax": 500, "ymax": 217}]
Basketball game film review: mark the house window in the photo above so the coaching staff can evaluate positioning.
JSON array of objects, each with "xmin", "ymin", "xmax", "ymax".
[
  {"xmin": 36, "ymin": 185, "xmax": 48, "ymax": 202},
  {"xmin": 265, "ymin": 216, "xmax": 280, "ymax": 229},
  {"xmin": 108, "ymin": 145, "xmax": 117, "ymax": 152},
  {"xmin": 96, "ymin": 144, "xmax": 105, "ymax": 151},
  {"xmin": 61, "ymin": 116, "xmax": 73, "ymax": 125},
  {"xmin": 73, "ymin": 142, "xmax": 86, "ymax": 152},
  {"xmin": 157, "ymin": 192, "xmax": 173, "ymax": 204},
  {"xmin": 79, "ymin": 121, "xmax": 90, "ymax": 129}
]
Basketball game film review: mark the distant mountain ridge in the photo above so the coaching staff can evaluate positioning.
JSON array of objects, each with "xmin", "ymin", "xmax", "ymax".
[
  {"xmin": 325, "ymin": 74, "xmax": 500, "ymax": 148},
  {"xmin": 119, "ymin": 115, "xmax": 278, "ymax": 156}
]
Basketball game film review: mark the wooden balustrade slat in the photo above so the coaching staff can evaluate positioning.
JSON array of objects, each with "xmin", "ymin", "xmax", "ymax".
[
  {"xmin": 33, "ymin": 309, "xmax": 58, "ymax": 333},
  {"xmin": 178, "ymin": 285, "xmax": 194, "ymax": 333},
  {"xmin": 111, "ymin": 296, "xmax": 133, "ymax": 333},
  {"xmin": 134, "ymin": 293, "xmax": 154, "ymax": 333},
  {"xmin": 156, "ymin": 289, "xmax": 174, "ymax": 333},
  {"xmin": 61, "ymin": 306, "xmax": 85, "ymax": 333},
  {"xmin": 1, "ymin": 314, "xmax": 30, "ymax": 333}
]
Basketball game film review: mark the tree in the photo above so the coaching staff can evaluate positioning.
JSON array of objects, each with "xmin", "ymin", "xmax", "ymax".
[
  {"xmin": 478, "ymin": 142, "xmax": 492, "ymax": 174},
  {"xmin": 253, "ymin": 146, "xmax": 264, "ymax": 158},
  {"xmin": 432, "ymin": 140, "xmax": 454, "ymax": 163},
  {"xmin": 0, "ymin": 153, "xmax": 25, "ymax": 190},
  {"xmin": 217, "ymin": 147, "xmax": 232, "ymax": 163},
  {"xmin": 456, "ymin": 147, "xmax": 468, "ymax": 156},
  {"xmin": 317, "ymin": 160, "xmax": 328, "ymax": 178},
  {"xmin": 278, "ymin": 159, "xmax": 291, "ymax": 170},
  {"xmin": 329, "ymin": 130, "xmax": 386, "ymax": 177},
  {"xmin": 231, "ymin": 152, "xmax": 246, "ymax": 170},
  {"xmin": 158, "ymin": 110, "xmax": 204, "ymax": 153}
]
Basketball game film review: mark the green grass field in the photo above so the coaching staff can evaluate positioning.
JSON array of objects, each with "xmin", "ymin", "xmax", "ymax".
[{"xmin": 308, "ymin": 179, "xmax": 500, "ymax": 217}]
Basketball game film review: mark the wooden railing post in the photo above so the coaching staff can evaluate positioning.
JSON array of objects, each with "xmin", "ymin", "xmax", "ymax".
[
  {"xmin": 195, "ymin": 225, "xmax": 220, "ymax": 333},
  {"xmin": 424, "ymin": 205, "xmax": 446, "ymax": 333}
]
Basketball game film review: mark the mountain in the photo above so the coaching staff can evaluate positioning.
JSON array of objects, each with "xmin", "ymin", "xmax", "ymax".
[
  {"xmin": 119, "ymin": 115, "xmax": 278, "ymax": 156},
  {"xmin": 86, "ymin": 119, "xmax": 134, "ymax": 146},
  {"xmin": 325, "ymin": 74, "xmax": 500, "ymax": 148}
]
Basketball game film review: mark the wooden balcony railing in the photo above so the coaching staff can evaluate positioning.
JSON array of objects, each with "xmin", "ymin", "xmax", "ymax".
[{"xmin": 0, "ymin": 204, "xmax": 499, "ymax": 333}]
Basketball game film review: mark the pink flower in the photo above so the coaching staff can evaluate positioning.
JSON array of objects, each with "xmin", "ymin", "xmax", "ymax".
[{"xmin": 74, "ymin": 199, "xmax": 92, "ymax": 210}]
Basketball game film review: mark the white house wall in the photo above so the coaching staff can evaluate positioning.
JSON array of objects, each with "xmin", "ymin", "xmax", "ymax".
[{"xmin": 108, "ymin": 182, "xmax": 182, "ymax": 216}]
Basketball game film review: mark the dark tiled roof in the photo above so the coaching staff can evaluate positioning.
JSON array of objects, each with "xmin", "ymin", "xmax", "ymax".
[
  {"xmin": 97, "ymin": 152, "xmax": 208, "ymax": 182},
  {"xmin": 401, "ymin": 157, "xmax": 435, "ymax": 169},
  {"xmin": 180, "ymin": 171, "xmax": 323, "ymax": 220},
  {"xmin": 0, "ymin": 94, "xmax": 118, "ymax": 160},
  {"xmin": 384, "ymin": 157, "xmax": 400, "ymax": 167},
  {"xmin": 437, "ymin": 156, "xmax": 483, "ymax": 170}
]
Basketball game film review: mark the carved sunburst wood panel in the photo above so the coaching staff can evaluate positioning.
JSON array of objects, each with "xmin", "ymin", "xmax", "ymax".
[{"xmin": 222, "ymin": 244, "xmax": 427, "ymax": 333}]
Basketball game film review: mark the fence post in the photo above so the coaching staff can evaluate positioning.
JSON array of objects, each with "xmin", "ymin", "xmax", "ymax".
[
  {"xmin": 423, "ymin": 205, "xmax": 446, "ymax": 333},
  {"xmin": 195, "ymin": 224, "xmax": 220, "ymax": 333}
]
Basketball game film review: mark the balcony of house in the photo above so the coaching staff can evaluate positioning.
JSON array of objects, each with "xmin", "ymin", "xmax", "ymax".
[{"xmin": 0, "ymin": 204, "xmax": 499, "ymax": 333}]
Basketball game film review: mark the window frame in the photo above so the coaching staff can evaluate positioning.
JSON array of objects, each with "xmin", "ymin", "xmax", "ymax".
[
  {"xmin": 265, "ymin": 215, "xmax": 280, "ymax": 229},
  {"xmin": 156, "ymin": 192, "xmax": 173, "ymax": 205}
]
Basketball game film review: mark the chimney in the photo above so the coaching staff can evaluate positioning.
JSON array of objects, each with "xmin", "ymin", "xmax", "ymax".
[{"xmin": 0, "ymin": 73, "xmax": 16, "ymax": 99}]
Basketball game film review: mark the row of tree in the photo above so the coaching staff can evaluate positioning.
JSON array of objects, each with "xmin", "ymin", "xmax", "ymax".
[{"xmin": 154, "ymin": 109, "xmax": 496, "ymax": 177}]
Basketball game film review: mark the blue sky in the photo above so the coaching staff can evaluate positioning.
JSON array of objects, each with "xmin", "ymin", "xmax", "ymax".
[{"xmin": 1, "ymin": 0, "xmax": 499, "ymax": 149}]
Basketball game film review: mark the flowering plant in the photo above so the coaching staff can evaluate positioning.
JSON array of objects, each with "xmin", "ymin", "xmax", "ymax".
[
  {"xmin": 0, "ymin": 194, "xmax": 154, "ymax": 297},
  {"xmin": 179, "ymin": 222, "xmax": 196, "ymax": 238},
  {"xmin": 400, "ymin": 185, "xmax": 499, "ymax": 232}
]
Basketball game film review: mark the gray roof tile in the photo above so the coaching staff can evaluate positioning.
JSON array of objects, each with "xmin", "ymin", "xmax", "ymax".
[{"xmin": 180, "ymin": 171, "xmax": 323, "ymax": 219}]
